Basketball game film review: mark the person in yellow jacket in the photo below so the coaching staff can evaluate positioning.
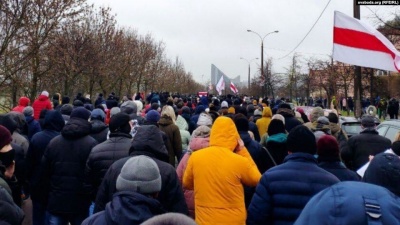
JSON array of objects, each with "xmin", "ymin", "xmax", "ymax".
[
  {"xmin": 183, "ymin": 117, "xmax": 261, "ymax": 225},
  {"xmin": 256, "ymin": 106, "xmax": 272, "ymax": 138}
]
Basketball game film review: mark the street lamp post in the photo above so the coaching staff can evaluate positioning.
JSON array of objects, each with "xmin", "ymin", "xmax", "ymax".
[
  {"xmin": 247, "ymin": 29, "xmax": 278, "ymax": 98},
  {"xmin": 240, "ymin": 57, "xmax": 259, "ymax": 89}
]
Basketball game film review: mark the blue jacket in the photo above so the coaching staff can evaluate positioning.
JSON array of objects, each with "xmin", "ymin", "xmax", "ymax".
[
  {"xmin": 295, "ymin": 181, "xmax": 400, "ymax": 225},
  {"xmin": 25, "ymin": 115, "xmax": 41, "ymax": 141},
  {"xmin": 247, "ymin": 153, "xmax": 340, "ymax": 225},
  {"xmin": 82, "ymin": 191, "xmax": 165, "ymax": 225}
]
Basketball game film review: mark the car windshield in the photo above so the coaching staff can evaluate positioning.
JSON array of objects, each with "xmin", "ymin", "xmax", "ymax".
[{"xmin": 342, "ymin": 123, "xmax": 362, "ymax": 134}]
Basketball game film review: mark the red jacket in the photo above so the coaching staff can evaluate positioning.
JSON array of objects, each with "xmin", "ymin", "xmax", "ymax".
[
  {"xmin": 12, "ymin": 97, "xmax": 30, "ymax": 113},
  {"xmin": 32, "ymin": 95, "xmax": 52, "ymax": 120}
]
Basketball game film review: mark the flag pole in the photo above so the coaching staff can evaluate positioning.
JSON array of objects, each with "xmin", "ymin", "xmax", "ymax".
[{"xmin": 353, "ymin": 0, "xmax": 362, "ymax": 118}]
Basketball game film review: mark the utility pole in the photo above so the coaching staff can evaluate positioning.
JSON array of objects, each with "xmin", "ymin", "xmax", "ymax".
[{"xmin": 354, "ymin": 0, "xmax": 362, "ymax": 118}]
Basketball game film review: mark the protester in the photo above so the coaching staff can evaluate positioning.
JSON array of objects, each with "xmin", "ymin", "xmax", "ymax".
[
  {"xmin": 32, "ymin": 91, "xmax": 52, "ymax": 120},
  {"xmin": 158, "ymin": 105, "xmax": 182, "ymax": 166},
  {"xmin": 23, "ymin": 106, "xmax": 41, "ymax": 141},
  {"xmin": 303, "ymin": 107, "xmax": 324, "ymax": 130},
  {"xmin": 363, "ymin": 152, "xmax": 400, "ymax": 196},
  {"xmin": 176, "ymin": 125, "xmax": 210, "ymax": 218},
  {"xmin": 317, "ymin": 135, "xmax": 360, "ymax": 181},
  {"xmin": 256, "ymin": 106, "xmax": 272, "ymax": 138},
  {"xmin": 341, "ymin": 116, "xmax": 391, "ymax": 171},
  {"xmin": 120, "ymin": 101, "xmax": 145, "ymax": 125},
  {"xmin": 85, "ymin": 112, "xmax": 132, "ymax": 200},
  {"xmin": 26, "ymin": 110, "xmax": 65, "ymax": 225},
  {"xmin": 12, "ymin": 97, "xmax": 30, "ymax": 114},
  {"xmin": 60, "ymin": 104, "xmax": 73, "ymax": 123},
  {"xmin": 294, "ymin": 182, "xmax": 400, "ymax": 225},
  {"xmin": 82, "ymin": 156, "xmax": 165, "ymax": 225},
  {"xmin": 277, "ymin": 103, "xmax": 302, "ymax": 132},
  {"xmin": 94, "ymin": 125, "xmax": 188, "ymax": 215},
  {"xmin": 41, "ymin": 107, "xmax": 98, "ymax": 225},
  {"xmin": 247, "ymin": 125, "xmax": 340, "ymax": 225},
  {"xmin": 263, "ymin": 119, "xmax": 288, "ymax": 170},
  {"xmin": 183, "ymin": 117, "xmax": 261, "ymax": 225}
]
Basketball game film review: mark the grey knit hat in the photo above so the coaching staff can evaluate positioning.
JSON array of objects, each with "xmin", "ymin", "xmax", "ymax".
[
  {"xmin": 116, "ymin": 155, "xmax": 161, "ymax": 194},
  {"xmin": 23, "ymin": 106, "xmax": 34, "ymax": 117},
  {"xmin": 197, "ymin": 112, "xmax": 213, "ymax": 127}
]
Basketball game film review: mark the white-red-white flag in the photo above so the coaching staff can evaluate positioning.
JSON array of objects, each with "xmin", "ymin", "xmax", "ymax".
[
  {"xmin": 216, "ymin": 75, "xmax": 225, "ymax": 95},
  {"xmin": 230, "ymin": 81, "xmax": 239, "ymax": 94},
  {"xmin": 333, "ymin": 11, "xmax": 400, "ymax": 72}
]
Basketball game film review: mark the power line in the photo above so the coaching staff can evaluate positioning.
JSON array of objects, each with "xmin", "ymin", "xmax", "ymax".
[{"xmin": 277, "ymin": 0, "xmax": 332, "ymax": 60}]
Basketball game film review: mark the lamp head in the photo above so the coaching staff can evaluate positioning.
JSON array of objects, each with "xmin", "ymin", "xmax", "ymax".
[
  {"xmin": 274, "ymin": 30, "xmax": 279, "ymax": 33},
  {"xmin": 247, "ymin": 30, "xmax": 252, "ymax": 32}
]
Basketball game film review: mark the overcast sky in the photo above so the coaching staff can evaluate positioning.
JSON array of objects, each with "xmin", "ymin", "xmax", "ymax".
[{"xmin": 87, "ymin": 0, "xmax": 398, "ymax": 85}]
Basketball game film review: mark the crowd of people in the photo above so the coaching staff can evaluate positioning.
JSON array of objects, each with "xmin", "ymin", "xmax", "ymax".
[{"xmin": 0, "ymin": 90, "xmax": 400, "ymax": 225}]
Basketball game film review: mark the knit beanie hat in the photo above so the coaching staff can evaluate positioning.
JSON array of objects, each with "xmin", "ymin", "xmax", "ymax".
[
  {"xmin": 268, "ymin": 119, "xmax": 286, "ymax": 136},
  {"xmin": 73, "ymin": 100, "xmax": 84, "ymax": 107},
  {"xmin": 221, "ymin": 101, "xmax": 228, "ymax": 108},
  {"xmin": 41, "ymin": 90, "xmax": 49, "ymax": 97},
  {"xmin": 23, "ymin": 106, "xmax": 34, "ymax": 117},
  {"xmin": 90, "ymin": 109, "xmax": 105, "ymax": 121},
  {"xmin": 197, "ymin": 112, "xmax": 213, "ymax": 127},
  {"xmin": 146, "ymin": 110, "xmax": 160, "ymax": 123},
  {"xmin": 279, "ymin": 103, "xmax": 291, "ymax": 110},
  {"xmin": 228, "ymin": 107, "xmax": 235, "ymax": 114},
  {"xmin": 70, "ymin": 107, "xmax": 91, "ymax": 120},
  {"xmin": 110, "ymin": 107, "xmax": 121, "ymax": 118},
  {"xmin": 363, "ymin": 153, "xmax": 400, "ymax": 196},
  {"xmin": 0, "ymin": 125, "xmax": 12, "ymax": 150},
  {"xmin": 234, "ymin": 117, "xmax": 249, "ymax": 132},
  {"xmin": 287, "ymin": 125, "xmax": 317, "ymax": 154},
  {"xmin": 361, "ymin": 115, "xmax": 376, "ymax": 128},
  {"xmin": 317, "ymin": 135, "xmax": 340, "ymax": 161},
  {"xmin": 116, "ymin": 155, "xmax": 161, "ymax": 194},
  {"xmin": 60, "ymin": 104, "xmax": 73, "ymax": 115},
  {"xmin": 109, "ymin": 112, "xmax": 131, "ymax": 134}
]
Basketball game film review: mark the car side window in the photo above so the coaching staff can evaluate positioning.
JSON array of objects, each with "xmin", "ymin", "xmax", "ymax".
[
  {"xmin": 385, "ymin": 127, "xmax": 400, "ymax": 142},
  {"xmin": 377, "ymin": 125, "xmax": 388, "ymax": 137}
]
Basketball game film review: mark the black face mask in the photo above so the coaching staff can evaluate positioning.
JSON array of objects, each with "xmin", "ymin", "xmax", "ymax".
[{"xmin": 0, "ymin": 149, "xmax": 15, "ymax": 168}]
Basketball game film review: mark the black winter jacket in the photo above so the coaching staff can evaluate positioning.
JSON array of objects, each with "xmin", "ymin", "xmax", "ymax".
[
  {"xmin": 82, "ymin": 191, "xmax": 165, "ymax": 225},
  {"xmin": 85, "ymin": 132, "xmax": 132, "ymax": 200},
  {"xmin": 94, "ymin": 125, "xmax": 188, "ymax": 215},
  {"xmin": 341, "ymin": 128, "xmax": 391, "ymax": 170},
  {"xmin": 42, "ymin": 117, "xmax": 98, "ymax": 215},
  {"xmin": 26, "ymin": 110, "xmax": 65, "ymax": 203}
]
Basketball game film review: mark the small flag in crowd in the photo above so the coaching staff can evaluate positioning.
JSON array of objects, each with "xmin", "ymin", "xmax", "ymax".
[
  {"xmin": 230, "ymin": 81, "xmax": 238, "ymax": 94},
  {"xmin": 333, "ymin": 11, "xmax": 400, "ymax": 72},
  {"xmin": 216, "ymin": 75, "xmax": 225, "ymax": 95}
]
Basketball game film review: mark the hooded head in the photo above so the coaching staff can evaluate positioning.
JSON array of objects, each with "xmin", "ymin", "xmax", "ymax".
[
  {"xmin": 129, "ymin": 125, "xmax": 168, "ymax": 162},
  {"xmin": 0, "ymin": 114, "xmax": 17, "ymax": 134},
  {"xmin": 60, "ymin": 104, "xmax": 73, "ymax": 116},
  {"xmin": 210, "ymin": 116, "xmax": 240, "ymax": 151},
  {"xmin": 197, "ymin": 112, "xmax": 213, "ymax": 127},
  {"xmin": 109, "ymin": 112, "xmax": 131, "ymax": 134},
  {"xmin": 18, "ymin": 97, "xmax": 30, "ymax": 107},
  {"xmin": 43, "ymin": 110, "xmax": 65, "ymax": 132},
  {"xmin": 234, "ymin": 114, "xmax": 249, "ymax": 132},
  {"xmin": 262, "ymin": 107, "xmax": 272, "ymax": 118},
  {"xmin": 0, "ymin": 125, "xmax": 12, "ymax": 150}
]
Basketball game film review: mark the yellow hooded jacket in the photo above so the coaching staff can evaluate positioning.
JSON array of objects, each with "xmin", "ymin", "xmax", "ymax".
[
  {"xmin": 256, "ymin": 107, "xmax": 272, "ymax": 138},
  {"xmin": 183, "ymin": 117, "xmax": 261, "ymax": 225}
]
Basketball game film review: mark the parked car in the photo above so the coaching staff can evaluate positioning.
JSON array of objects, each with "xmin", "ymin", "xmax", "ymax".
[
  {"xmin": 376, "ymin": 120, "xmax": 400, "ymax": 142},
  {"xmin": 339, "ymin": 116, "xmax": 380, "ymax": 138}
]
